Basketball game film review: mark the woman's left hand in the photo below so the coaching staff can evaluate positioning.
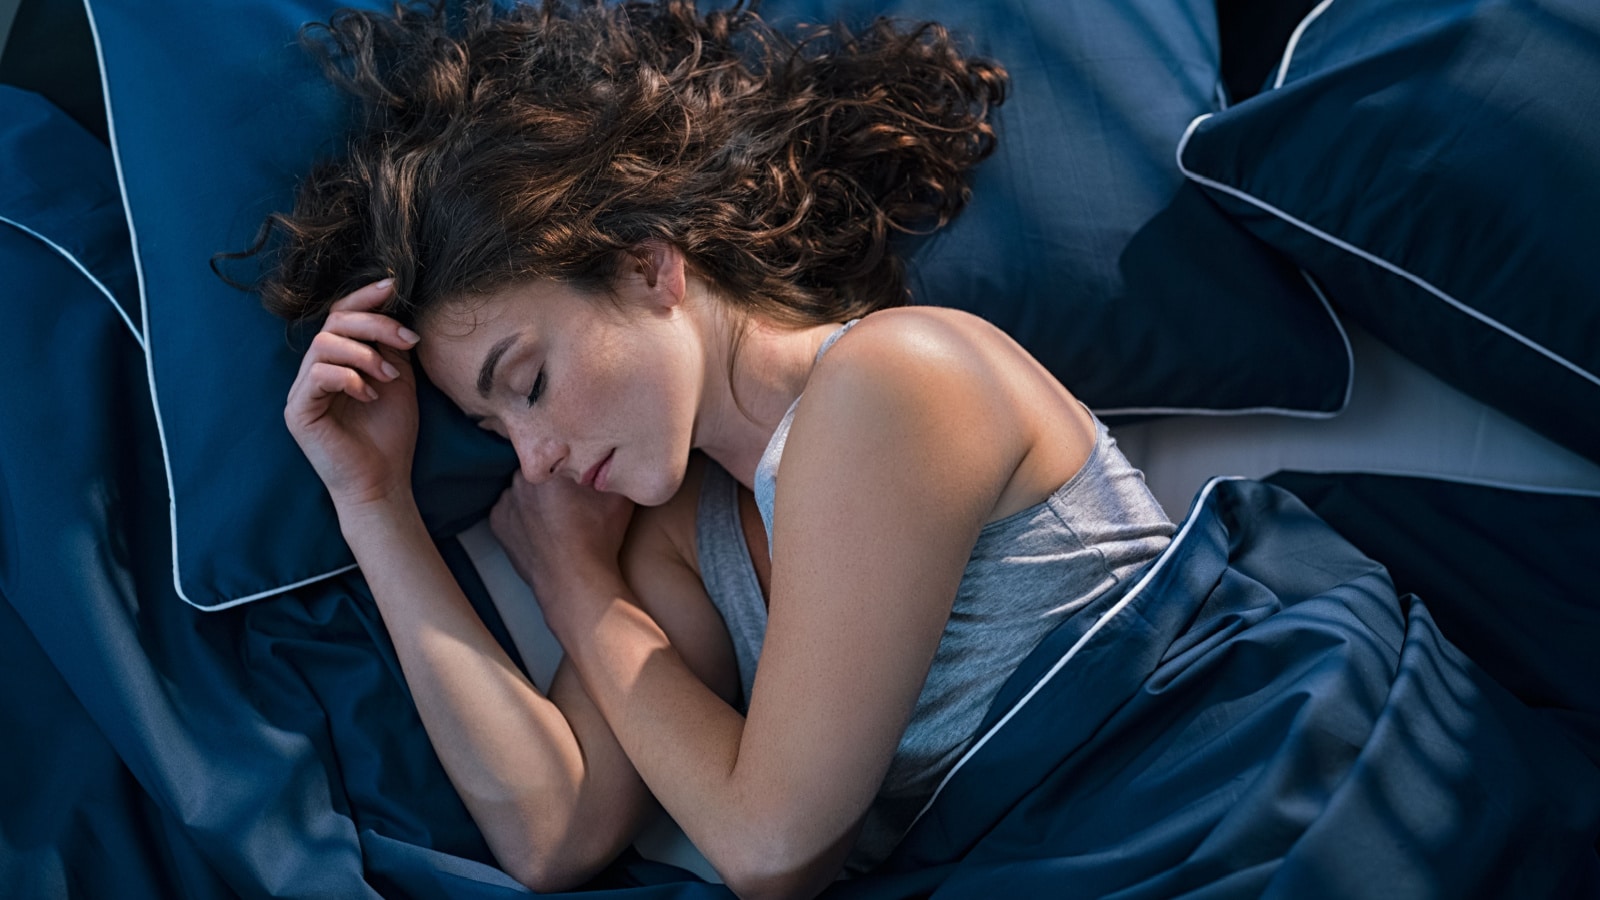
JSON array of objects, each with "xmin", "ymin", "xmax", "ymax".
[{"xmin": 490, "ymin": 474, "xmax": 636, "ymax": 606}]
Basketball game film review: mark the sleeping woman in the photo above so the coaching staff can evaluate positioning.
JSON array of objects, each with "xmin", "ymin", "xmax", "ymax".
[{"xmin": 255, "ymin": 1, "xmax": 1174, "ymax": 895}]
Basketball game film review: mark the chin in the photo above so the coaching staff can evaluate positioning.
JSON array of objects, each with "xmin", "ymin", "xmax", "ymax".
[
  {"xmin": 627, "ymin": 458, "xmax": 687, "ymax": 508},
  {"xmin": 629, "ymin": 480, "xmax": 677, "ymax": 508}
]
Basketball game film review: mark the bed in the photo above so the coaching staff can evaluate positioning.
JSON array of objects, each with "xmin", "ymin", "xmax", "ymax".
[{"xmin": 2, "ymin": 0, "xmax": 1597, "ymax": 896}]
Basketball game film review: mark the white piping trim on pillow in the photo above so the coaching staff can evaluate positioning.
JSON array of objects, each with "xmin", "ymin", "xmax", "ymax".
[
  {"xmin": 1094, "ymin": 267, "xmax": 1355, "ymax": 420},
  {"xmin": 210, "ymin": 562, "xmax": 363, "ymax": 609},
  {"xmin": 1299, "ymin": 268, "xmax": 1355, "ymax": 406},
  {"xmin": 906, "ymin": 475, "xmax": 1241, "ymax": 830},
  {"xmin": 1273, "ymin": 0, "xmax": 1337, "ymax": 89},
  {"xmin": 1175, "ymin": 114, "xmax": 1600, "ymax": 392},
  {"xmin": 84, "ymin": 0, "xmax": 185, "ymax": 608},
  {"xmin": 86, "ymin": 0, "xmax": 355, "ymax": 611},
  {"xmin": 0, "ymin": 213, "xmax": 145, "ymax": 351},
  {"xmin": 1093, "ymin": 402, "xmax": 1339, "ymax": 418},
  {"xmin": 1096, "ymin": 128, "xmax": 1358, "ymax": 421},
  {"xmin": 1277, "ymin": 467, "xmax": 1600, "ymax": 499}
]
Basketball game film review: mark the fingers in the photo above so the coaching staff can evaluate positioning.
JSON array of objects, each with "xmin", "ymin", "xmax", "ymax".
[
  {"xmin": 306, "ymin": 360, "xmax": 380, "ymax": 404},
  {"xmin": 489, "ymin": 490, "xmax": 517, "ymax": 541},
  {"xmin": 325, "ymin": 279, "xmax": 421, "ymax": 351},
  {"xmin": 290, "ymin": 279, "xmax": 419, "ymax": 407},
  {"xmin": 305, "ymin": 330, "xmax": 403, "ymax": 388},
  {"xmin": 330, "ymin": 278, "xmax": 396, "ymax": 313},
  {"xmin": 286, "ymin": 279, "xmax": 425, "ymax": 423}
]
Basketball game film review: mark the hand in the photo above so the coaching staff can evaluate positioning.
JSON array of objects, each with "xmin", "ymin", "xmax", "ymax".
[
  {"xmin": 284, "ymin": 279, "xmax": 422, "ymax": 514},
  {"xmin": 490, "ymin": 474, "xmax": 635, "ymax": 604}
]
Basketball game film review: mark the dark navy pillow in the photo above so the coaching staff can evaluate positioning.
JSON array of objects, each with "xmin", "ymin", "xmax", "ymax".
[
  {"xmin": 1179, "ymin": 0, "xmax": 1600, "ymax": 460},
  {"xmin": 87, "ymin": 1, "xmax": 517, "ymax": 610},
  {"xmin": 0, "ymin": 87, "xmax": 138, "ymax": 341},
  {"xmin": 86, "ymin": 0, "xmax": 1351, "ymax": 609},
  {"xmin": 762, "ymin": 0, "xmax": 1351, "ymax": 417}
]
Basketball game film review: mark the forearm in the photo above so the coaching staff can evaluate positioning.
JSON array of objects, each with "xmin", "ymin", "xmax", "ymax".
[
  {"xmin": 337, "ymin": 500, "xmax": 643, "ymax": 888},
  {"xmin": 549, "ymin": 567, "xmax": 850, "ymax": 897}
]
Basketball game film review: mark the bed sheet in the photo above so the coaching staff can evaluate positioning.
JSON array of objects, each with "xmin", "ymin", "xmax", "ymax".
[
  {"xmin": 1268, "ymin": 470, "xmax": 1600, "ymax": 768},
  {"xmin": 5, "ymin": 229, "xmax": 1597, "ymax": 895},
  {"xmin": 6, "ymin": 0, "xmax": 1600, "ymax": 893},
  {"xmin": 6, "ymin": 124, "xmax": 1599, "ymax": 900}
]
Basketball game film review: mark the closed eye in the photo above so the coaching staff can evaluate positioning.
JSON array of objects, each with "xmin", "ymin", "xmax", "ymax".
[{"xmin": 526, "ymin": 369, "xmax": 546, "ymax": 407}]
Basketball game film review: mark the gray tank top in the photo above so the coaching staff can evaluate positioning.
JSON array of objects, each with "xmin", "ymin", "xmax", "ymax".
[{"xmin": 694, "ymin": 320, "xmax": 1175, "ymax": 872}]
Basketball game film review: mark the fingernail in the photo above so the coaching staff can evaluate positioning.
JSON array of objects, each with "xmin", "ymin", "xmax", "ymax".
[
  {"xmin": 398, "ymin": 327, "xmax": 421, "ymax": 345},
  {"xmin": 375, "ymin": 278, "xmax": 394, "ymax": 290},
  {"xmin": 381, "ymin": 361, "xmax": 400, "ymax": 379},
  {"xmin": 366, "ymin": 385, "xmax": 380, "ymax": 401}
]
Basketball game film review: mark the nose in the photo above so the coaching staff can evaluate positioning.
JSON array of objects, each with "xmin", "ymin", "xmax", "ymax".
[{"xmin": 512, "ymin": 432, "xmax": 569, "ymax": 485}]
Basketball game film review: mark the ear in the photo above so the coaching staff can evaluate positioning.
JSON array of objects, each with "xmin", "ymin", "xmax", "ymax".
[{"xmin": 633, "ymin": 240, "xmax": 686, "ymax": 312}]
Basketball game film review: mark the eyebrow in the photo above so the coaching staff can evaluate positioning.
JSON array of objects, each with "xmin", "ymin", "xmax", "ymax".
[{"xmin": 477, "ymin": 334, "xmax": 520, "ymax": 399}]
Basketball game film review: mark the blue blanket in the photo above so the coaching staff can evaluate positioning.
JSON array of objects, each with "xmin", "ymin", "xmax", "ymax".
[{"xmin": 3, "ymin": 90, "xmax": 1597, "ymax": 900}]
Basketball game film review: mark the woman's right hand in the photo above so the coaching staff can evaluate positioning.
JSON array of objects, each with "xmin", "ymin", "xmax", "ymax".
[{"xmin": 284, "ymin": 279, "xmax": 423, "ymax": 514}]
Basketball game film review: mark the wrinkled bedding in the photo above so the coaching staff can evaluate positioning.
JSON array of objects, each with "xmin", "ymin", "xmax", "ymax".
[{"xmin": 3, "ymin": 237, "xmax": 1596, "ymax": 894}]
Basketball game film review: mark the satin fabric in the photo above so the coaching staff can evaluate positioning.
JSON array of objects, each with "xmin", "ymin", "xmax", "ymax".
[{"xmin": 4, "ymin": 73, "xmax": 1597, "ymax": 900}]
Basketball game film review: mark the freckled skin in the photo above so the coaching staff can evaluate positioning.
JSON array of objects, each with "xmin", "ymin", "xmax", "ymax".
[
  {"xmin": 416, "ymin": 276, "xmax": 704, "ymax": 507},
  {"xmin": 283, "ymin": 245, "xmax": 1097, "ymax": 897}
]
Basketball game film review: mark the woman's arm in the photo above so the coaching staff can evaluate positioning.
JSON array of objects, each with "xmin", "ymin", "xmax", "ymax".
[
  {"xmin": 283, "ymin": 282, "xmax": 652, "ymax": 891},
  {"xmin": 337, "ymin": 501, "xmax": 650, "ymax": 890},
  {"xmin": 522, "ymin": 313, "xmax": 1064, "ymax": 899}
]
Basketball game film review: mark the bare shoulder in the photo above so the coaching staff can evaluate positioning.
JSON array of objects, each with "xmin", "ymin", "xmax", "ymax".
[
  {"xmin": 819, "ymin": 307, "xmax": 1003, "ymax": 380},
  {"xmin": 800, "ymin": 308, "xmax": 1010, "ymax": 432},
  {"xmin": 800, "ymin": 307, "xmax": 1097, "ymax": 524},
  {"xmin": 814, "ymin": 307, "xmax": 1073, "ymax": 408}
]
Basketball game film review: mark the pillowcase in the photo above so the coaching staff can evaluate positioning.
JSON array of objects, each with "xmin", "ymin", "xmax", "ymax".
[
  {"xmin": 762, "ymin": 0, "xmax": 1352, "ymax": 416},
  {"xmin": 87, "ymin": 1, "xmax": 518, "ymax": 610},
  {"xmin": 88, "ymin": 0, "xmax": 1351, "ymax": 610},
  {"xmin": 0, "ymin": 87, "xmax": 137, "ymax": 339},
  {"xmin": 1179, "ymin": 0, "xmax": 1600, "ymax": 461},
  {"xmin": 1213, "ymin": 0, "xmax": 1326, "ymax": 102}
]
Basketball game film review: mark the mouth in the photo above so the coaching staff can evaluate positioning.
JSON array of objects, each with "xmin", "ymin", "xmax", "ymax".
[{"xmin": 581, "ymin": 449, "xmax": 615, "ymax": 490}]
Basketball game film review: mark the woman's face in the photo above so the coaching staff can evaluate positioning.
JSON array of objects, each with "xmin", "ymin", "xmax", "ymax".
[{"xmin": 416, "ymin": 275, "xmax": 704, "ymax": 507}]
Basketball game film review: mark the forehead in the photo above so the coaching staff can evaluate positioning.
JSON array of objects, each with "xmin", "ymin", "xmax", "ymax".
[
  {"xmin": 413, "ymin": 278, "xmax": 602, "ymax": 399},
  {"xmin": 414, "ymin": 290, "xmax": 529, "ymax": 399},
  {"xmin": 418, "ymin": 293, "xmax": 512, "ymax": 356}
]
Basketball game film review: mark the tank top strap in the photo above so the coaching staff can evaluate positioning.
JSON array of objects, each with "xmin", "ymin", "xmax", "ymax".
[{"xmin": 752, "ymin": 319, "xmax": 860, "ymax": 550}]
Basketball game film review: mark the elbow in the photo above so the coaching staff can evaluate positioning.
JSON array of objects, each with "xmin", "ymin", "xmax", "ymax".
[
  {"xmin": 473, "ymin": 779, "xmax": 639, "ymax": 891},
  {"xmin": 716, "ymin": 831, "xmax": 844, "ymax": 900},
  {"xmin": 723, "ymin": 873, "xmax": 823, "ymax": 900},
  {"xmin": 723, "ymin": 866, "xmax": 833, "ymax": 900},
  {"xmin": 501, "ymin": 841, "xmax": 613, "ymax": 895},
  {"xmin": 492, "ymin": 808, "xmax": 630, "ymax": 894}
]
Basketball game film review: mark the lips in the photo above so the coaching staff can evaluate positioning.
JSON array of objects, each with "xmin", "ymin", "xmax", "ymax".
[{"xmin": 580, "ymin": 450, "xmax": 614, "ymax": 489}]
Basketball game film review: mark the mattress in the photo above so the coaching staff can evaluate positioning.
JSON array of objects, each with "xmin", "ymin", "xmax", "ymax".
[{"xmin": 1115, "ymin": 322, "xmax": 1600, "ymax": 520}]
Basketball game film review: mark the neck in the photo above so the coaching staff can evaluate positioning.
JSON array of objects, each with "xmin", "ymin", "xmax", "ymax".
[{"xmin": 691, "ymin": 299, "xmax": 841, "ymax": 488}]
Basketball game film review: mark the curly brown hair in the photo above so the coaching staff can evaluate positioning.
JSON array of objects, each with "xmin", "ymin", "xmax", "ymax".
[{"xmin": 241, "ymin": 0, "xmax": 1007, "ymax": 330}]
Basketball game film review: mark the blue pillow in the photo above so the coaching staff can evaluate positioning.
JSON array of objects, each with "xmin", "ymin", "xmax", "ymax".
[
  {"xmin": 762, "ymin": 0, "xmax": 1352, "ymax": 416},
  {"xmin": 87, "ymin": 0, "xmax": 1351, "ymax": 610},
  {"xmin": 87, "ymin": 1, "xmax": 517, "ymax": 610},
  {"xmin": 0, "ymin": 87, "xmax": 138, "ymax": 340},
  {"xmin": 1179, "ymin": 0, "xmax": 1600, "ymax": 460}
]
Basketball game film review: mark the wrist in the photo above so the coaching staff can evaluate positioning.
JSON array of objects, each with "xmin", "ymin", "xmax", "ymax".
[
  {"xmin": 544, "ymin": 554, "xmax": 624, "ymax": 598},
  {"xmin": 335, "ymin": 489, "xmax": 423, "ymax": 539},
  {"xmin": 538, "ymin": 563, "xmax": 628, "ymax": 644}
]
